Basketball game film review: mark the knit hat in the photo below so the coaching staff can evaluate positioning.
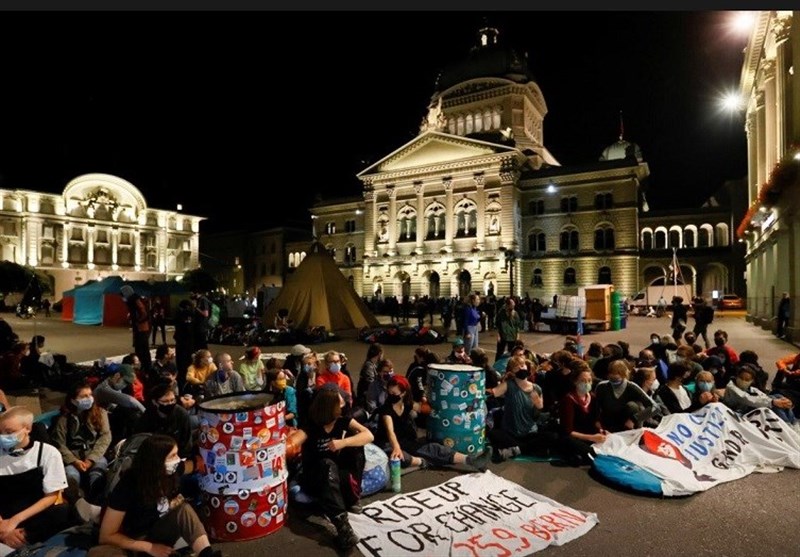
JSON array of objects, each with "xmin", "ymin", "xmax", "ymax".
[
  {"xmin": 117, "ymin": 364, "xmax": 136, "ymax": 385},
  {"xmin": 452, "ymin": 337, "xmax": 465, "ymax": 347}
]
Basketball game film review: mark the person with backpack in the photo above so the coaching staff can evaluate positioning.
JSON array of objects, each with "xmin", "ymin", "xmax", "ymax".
[
  {"xmin": 190, "ymin": 290, "xmax": 212, "ymax": 350},
  {"xmin": 90, "ymin": 434, "xmax": 222, "ymax": 557},
  {"xmin": 120, "ymin": 285, "xmax": 152, "ymax": 372},
  {"xmin": 691, "ymin": 297, "xmax": 714, "ymax": 349},
  {"xmin": 50, "ymin": 380, "xmax": 112, "ymax": 505}
]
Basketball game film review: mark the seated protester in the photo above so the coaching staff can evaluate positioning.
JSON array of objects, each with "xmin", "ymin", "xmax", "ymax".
[
  {"xmin": 540, "ymin": 350, "xmax": 577, "ymax": 413},
  {"xmin": 405, "ymin": 347, "xmax": 432, "ymax": 405},
  {"xmin": 692, "ymin": 371, "xmax": 722, "ymax": 409},
  {"xmin": 150, "ymin": 345, "xmax": 178, "ymax": 392},
  {"xmin": 283, "ymin": 344, "xmax": 311, "ymax": 382},
  {"xmin": 617, "ymin": 340, "xmax": 636, "ymax": 365},
  {"xmin": 21, "ymin": 335, "xmax": 55, "ymax": 388},
  {"xmin": 675, "ymin": 345, "xmax": 703, "ymax": 383},
  {"xmin": 356, "ymin": 343, "xmax": 384, "ymax": 409},
  {"xmin": 287, "ymin": 389, "xmax": 374, "ymax": 551},
  {"xmin": 470, "ymin": 348, "xmax": 500, "ymax": 410},
  {"xmin": 645, "ymin": 332, "xmax": 667, "ymax": 363},
  {"xmin": 631, "ymin": 367, "xmax": 665, "ymax": 426},
  {"xmin": 704, "ymin": 329, "xmax": 739, "ymax": 381},
  {"xmin": 90, "ymin": 434, "xmax": 222, "ymax": 557},
  {"xmin": 377, "ymin": 376, "xmax": 492, "ymax": 471},
  {"xmin": 266, "ymin": 369, "xmax": 297, "ymax": 427},
  {"xmin": 654, "ymin": 361, "xmax": 697, "ymax": 414},
  {"xmin": 184, "ymin": 349, "xmax": 217, "ymax": 398},
  {"xmin": 51, "ymin": 380, "xmax": 112, "ymax": 504},
  {"xmin": 0, "ymin": 407, "xmax": 70, "ymax": 556},
  {"xmin": 135, "ymin": 382, "xmax": 193, "ymax": 462},
  {"xmin": 659, "ymin": 335, "xmax": 679, "ymax": 365},
  {"xmin": 635, "ymin": 348, "xmax": 667, "ymax": 382},
  {"xmin": 444, "ymin": 338, "xmax": 472, "ymax": 365},
  {"xmin": 365, "ymin": 359, "xmax": 395, "ymax": 416},
  {"xmin": 315, "ymin": 351, "xmax": 353, "ymax": 398},
  {"xmin": 294, "ymin": 352, "xmax": 319, "ymax": 429},
  {"xmin": 204, "ymin": 353, "xmax": 245, "ymax": 398},
  {"xmin": 772, "ymin": 352, "xmax": 800, "ymax": 408},
  {"xmin": 584, "ymin": 342, "xmax": 604, "ymax": 371},
  {"xmin": 238, "ymin": 346, "xmax": 265, "ymax": 391},
  {"xmin": 487, "ymin": 356, "xmax": 554, "ymax": 461},
  {"xmin": 121, "ymin": 354, "xmax": 146, "ymax": 404},
  {"xmin": 722, "ymin": 366, "xmax": 796, "ymax": 424},
  {"xmin": 595, "ymin": 360, "xmax": 655, "ymax": 432},
  {"xmin": 591, "ymin": 343, "xmax": 624, "ymax": 381},
  {"xmin": 0, "ymin": 389, "xmax": 8, "ymax": 413},
  {"xmin": 683, "ymin": 331, "xmax": 704, "ymax": 354},
  {"xmin": 558, "ymin": 364, "xmax": 606, "ymax": 466},
  {"xmin": 735, "ymin": 350, "xmax": 769, "ymax": 393},
  {"xmin": 703, "ymin": 355, "xmax": 727, "ymax": 389},
  {"xmin": 0, "ymin": 342, "xmax": 33, "ymax": 392},
  {"xmin": 94, "ymin": 364, "xmax": 145, "ymax": 444}
]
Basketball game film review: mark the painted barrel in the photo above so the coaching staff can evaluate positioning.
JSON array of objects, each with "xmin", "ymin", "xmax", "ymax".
[
  {"xmin": 197, "ymin": 392, "xmax": 289, "ymax": 542},
  {"xmin": 426, "ymin": 363, "xmax": 486, "ymax": 455}
]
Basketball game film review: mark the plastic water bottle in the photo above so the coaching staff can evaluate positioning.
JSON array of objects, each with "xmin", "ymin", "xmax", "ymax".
[{"xmin": 390, "ymin": 457, "xmax": 402, "ymax": 493}]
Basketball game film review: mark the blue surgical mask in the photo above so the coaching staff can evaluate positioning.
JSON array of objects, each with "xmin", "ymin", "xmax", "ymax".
[
  {"xmin": 0, "ymin": 432, "xmax": 22, "ymax": 451},
  {"xmin": 303, "ymin": 364, "xmax": 314, "ymax": 373},
  {"xmin": 217, "ymin": 370, "xmax": 228, "ymax": 382},
  {"xmin": 697, "ymin": 381, "xmax": 714, "ymax": 392},
  {"xmin": 74, "ymin": 397, "xmax": 94, "ymax": 411},
  {"xmin": 328, "ymin": 363, "xmax": 341, "ymax": 374},
  {"xmin": 610, "ymin": 379, "xmax": 624, "ymax": 387}
]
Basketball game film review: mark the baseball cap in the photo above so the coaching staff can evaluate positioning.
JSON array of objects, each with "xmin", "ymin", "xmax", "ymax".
[{"xmin": 291, "ymin": 344, "xmax": 311, "ymax": 357}]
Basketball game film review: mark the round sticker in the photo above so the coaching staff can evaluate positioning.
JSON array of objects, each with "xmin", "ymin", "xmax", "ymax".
[
  {"xmin": 224, "ymin": 500, "xmax": 239, "ymax": 516},
  {"xmin": 254, "ymin": 415, "xmax": 263, "ymax": 425},
  {"xmin": 267, "ymin": 491, "xmax": 277, "ymax": 504},
  {"xmin": 467, "ymin": 444, "xmax": 476, "ymax": 453},
  {"xmin": 246, "ymin": 437, "xmax": 261, "ymax": 451},
  {"xmin": 452, "ymin": 415, "xmax": 463, "ymax": 426},
  {"xmin": 240, "ymin": 451, "xmax": 255, "ymax": 467},
  {"xmin": 461, "ymin": 390, "xmax": 469, "ymax": 398},
  {"xmin": 270, "ymin": 504, "xmax": 279, "ymax": 516},
  {"xmin": 210, "ymin": 496, "xmax": 220, "ymax": 509},
  {"xmin": 468, "ymin": 383, "xmax": 478, "ymax": 395},
  {"xmin": 241, "ymin": 511, "xmax": 256, "ymax": 528},
  {"xmin": 257, "ymin": 428, "xmax": 271, "ymax": 443},
  {"xmin": 238, "ymin": 489, "xmax": 250, "ymax": 500},
  {"xmin": 225, "ymin": 521, "xmax": 238, "ymax": 533},
  {"xmin": 199, "ymin": 432, "xmax": 207, "ymax": 444},
  {"xmin": 213, "ymin": 443, "xmax": 227, "ymax": 457},
  {"xmin": 442, "ymin": 419, "xmax": 450, "ymax": 427},
  {"xmin": 449, "ymin": 376, "xmax": 459, "ymax": 385},
  {"xmin": 213, "ymin": 472, "xmax": 225, "ymax": 483},
  {"xmin": 257, "ymin": 449, "xmax": 268, "ymax": 462},
  {"xmin": 443, "ymin": 438, "xmax": 455, "ymax": 448},
  {"xmin": 222, "ymin": 422, "xmax": 235, "ymax": 434},
  {"xmin": 219, "ymin": 413, "xmax": 233, "ymax": 422},
  {"xmin": 258, "ymin": 511, "xmax": 272, "ymax": 527},
  {"xmin": 206, "ymin": 428, "xmax": 220, "ymax": 443},
  {"xmin": 202, "ymin": 505, "xmax": 211, "ymax": 517},
  {"xmin": 438, "ymin": 372, "xmax": 445, "ymax": 380},
  {"xmin": 265, "ymin": 405, "xmax": 276, "ymax": 417},
  {"xmin": 276, "ymin": 400, "xmax": 285, "ymax": 412},
  {"xmin": 225, "ymin": 471, "xmax": 238, "ymax": 484}
]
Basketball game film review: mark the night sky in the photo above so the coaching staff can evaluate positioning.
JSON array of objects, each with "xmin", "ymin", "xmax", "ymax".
[{"xmin": 0, "ymin": 11, "xmax": 749, "ymax": 233}]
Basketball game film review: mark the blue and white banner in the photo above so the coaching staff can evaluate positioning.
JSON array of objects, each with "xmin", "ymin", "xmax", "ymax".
[
  {"xmin": 349, "ymin": 471, "xmax": 598, "ymax": 557},
  {"xmin": 592, "ymin": 402, "xmax": 800, "ymax": 496}
]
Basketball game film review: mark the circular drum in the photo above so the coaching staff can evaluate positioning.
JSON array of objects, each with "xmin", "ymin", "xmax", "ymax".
[
  {"xmin": 426, "ymin": 364, "xmax": 486, "ymax": 455},
  {"xmin": 197, "ymin": 392, "xmax": 289, "ymax": 541}
]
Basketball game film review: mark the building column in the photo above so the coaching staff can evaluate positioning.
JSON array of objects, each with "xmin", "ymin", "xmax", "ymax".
[
  {"xmin": 366, "ymin": 188, "xmax": 377, "ymax": 257},
  {"xmin": 756, "ymin": 91, "xmax": 766, "ymax": 187},
  {"xmin": 746, "ymin": 116, "xmax": 758, "ymax": 205},
  {"xmin": 763, "ymin": 60, "xmax": 777, "ymax": 174},
  {"xmin": 26, "ymin": 217, "xmax": 42, "ymax": 266},
  {"xmin": 134, "ymin": 230, "xmax": 142, "ymax": 270},
  {"xmin": 474, "ymin": 173, "xmax": 485, "ymax": 250},
  {"xmin": 387, "ymin": 185, "xmax": 397, "ymax": 256},
  {"xmin": 414, "ymin": 181, "xmax": 424, "ymax": 253},
  {"xmin": 443, "ymin": 177, "xmax": 454, "ymax": 252},
  {"xmin": 19, "ymin": 217, "xmax": 27, "ymax": 265},
  {"xmin": 773, "ymin": 14, "xmax": 791, "ymax": 157},
  {"xmin": 190, "ymin": 233, "xmax": 199, "ymax": 269},
  {"xmin": 61, "ymin": 224, "xmax": 70, "ymax": 266},
  {"xmin": 159, "ymin": 227, "xmax": 168, "ymax": 275},
  {"xmin": 87, "ymin": 226, "xmax": 95, "ymax": 267},
  {"xmin": 111, "ymin": 229, "xmax": 119, "ymax": 268}
]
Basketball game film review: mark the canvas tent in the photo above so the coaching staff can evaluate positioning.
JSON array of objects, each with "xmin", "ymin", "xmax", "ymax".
[
  {"xmin": 59, "ymin": 287, "xmax": 78, "ymax": 321},
  {"xmin": 73, "ymin": 276, "xmax": 151, "ymax": 326},
  {"xmin": 264, "ymin": 242, "xmax": 379, "ymax": 332}
]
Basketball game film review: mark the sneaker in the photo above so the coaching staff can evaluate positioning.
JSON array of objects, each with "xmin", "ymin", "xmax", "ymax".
[
  {"xmin": 348, "ymin": 503, "xmax": 363, "ymax": 514},
  {"xmin": 497, "ymin": 446, "xmax": 521, "ymax": 461},
  {"xmin": 466, "ymin": 446, "xmax": 493, "ymax": 472},
  {"xmin": 418, "ymin": 458, "xmax": 430, "ymax": 470},
  {"xmin": 332, "ymin": 513, "xmax": 360, "ymax": 550}
]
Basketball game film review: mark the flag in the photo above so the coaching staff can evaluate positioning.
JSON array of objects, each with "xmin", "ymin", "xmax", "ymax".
[{"xmin": 576, "ymin": 308, "xmax": 584, "ymax": 357}]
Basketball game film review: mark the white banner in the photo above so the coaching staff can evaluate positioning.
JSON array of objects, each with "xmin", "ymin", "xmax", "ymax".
[
  {"xmin": 592, "ymin": 402, "xmax": 800, "ymax": 496},
  {"xmin": 349, "ymin": 471, "xmax": 598, "ymax": 557}
]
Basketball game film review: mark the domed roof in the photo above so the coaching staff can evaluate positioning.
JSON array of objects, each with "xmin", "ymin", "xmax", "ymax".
[
  {"xmin": 600, "ymin": 138, "xmax": 643, "ymax": 162},
  {"xmin": 435, "ymin": 27, "xmax": 535, "ymax": 93}
]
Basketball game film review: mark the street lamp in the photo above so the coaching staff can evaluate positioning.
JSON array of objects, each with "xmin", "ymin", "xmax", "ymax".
[{"xmin": 504, "ymin": 249, "xmax": 517, "ymax": 297}]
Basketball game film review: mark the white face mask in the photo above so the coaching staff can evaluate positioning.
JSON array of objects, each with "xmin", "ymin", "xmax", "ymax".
[
  {"xmin": 165, "ymin": 458, "xmax": 182, "ymax": 475},
  {"xmin": 651, "ymin": 379, "xmax": 660, "ymax": 392}
]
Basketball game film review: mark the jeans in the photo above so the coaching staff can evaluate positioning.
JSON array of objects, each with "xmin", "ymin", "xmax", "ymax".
[
  {"xmin": 465, "ymin": 324, "xmax": 479, "ymax": 353},
  {"xmin": 65, "ymin": 456, "xmax": 108, "ymax": 498}
]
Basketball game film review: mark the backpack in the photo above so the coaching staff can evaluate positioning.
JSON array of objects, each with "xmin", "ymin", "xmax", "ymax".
[
  {"xmin": 102, "ymin": 432, "xmax": 152, "ymax": 505},
  {"xmin": 208, "ymin": 302, "xmax": 221, "ymax": 328}
]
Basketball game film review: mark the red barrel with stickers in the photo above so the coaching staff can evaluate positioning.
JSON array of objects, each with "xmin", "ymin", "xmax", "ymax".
[{"xmin": 197, "ymin": 392, "xmax": 289, "ymax": 542}]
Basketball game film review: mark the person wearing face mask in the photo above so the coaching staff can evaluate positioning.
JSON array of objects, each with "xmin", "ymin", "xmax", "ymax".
[
  {"xmin": 267, "ymin": 369, "xmax": 297, "ymax": 427},
  {"xmin": 315, "ymin": 351, "xmax": 353, "ymax": 397},
  {"xmin": 558, "ymin": 367, "xmax": 606, "ymax": 466},
  {"xmin": 51, "ymin": 380, "xmax": 111, "ymax": 504},
  {"xmin": 487, "ymin": 356, "xmax": 554, "ymax": 461},
  {"xmin": 377, "ymin": 376, "xmax": 492, "ymax": 472},
  {"xmin": 135, "ymin": 383, "xmax": 193, "ymax": 462},
  {"xmin": 445, "ymin": 338, "xmax": 473, "ymax": 365},
  {"xmin": 365, "ymin": 359, "xmax": 396, "ymax": 415},
  {"xmin": 90, "ymin": 434, "xmax": 222, "ymax": 557},
  {"xmin": 0, "ymin": 406, "xmax": 70, "ymax": 555},
  {"xmin": 94, "ymin": 364, "xmax": 146, "ymax": 445},
  {"xmin": 654, "ymin": 361, "xmax": 697, "ymax": 415},
  {"xmin": 594, "ymin": 360, "xmax": 655, "ymax": 432},
  {"xmin": 184, "ymin": 350, "xmax": 217, "ymax": 399},
  {"xmin": 355, "ymin": 343, "xmax": 384, "ymax": 409},
  {"xmin": 704, "ymin": 330, "xmax": 739, "ymax": 382},
  {"xmin": 294, "ymin": 352, "xmax": 319, "ymax": 429},
  {"xmin": 722, "ymin": 367, "xmax": 797, "ymax": 424},
  {"xmin": 691, "ymin": 371, "xmax": 721, "ymax": 409},
  {"xmin": 203, "ymin": 353, "xmax": 245, "ymax": 397}
]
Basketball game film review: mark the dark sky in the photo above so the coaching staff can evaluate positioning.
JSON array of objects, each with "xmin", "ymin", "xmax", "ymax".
[{"xmin": 0, "ymin": 11, "xmax": 748, "ymax": 233}]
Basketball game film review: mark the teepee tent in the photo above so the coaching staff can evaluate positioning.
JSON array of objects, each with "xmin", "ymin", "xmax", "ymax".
[{"xmin": 264, "ymin": 243, "xmax": 379, "ymax": 332}]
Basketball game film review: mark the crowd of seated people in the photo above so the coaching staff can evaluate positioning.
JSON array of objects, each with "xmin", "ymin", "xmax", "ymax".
[{"xmin": 1, "ymin": 314, "xmax": 799, "ymax": 555}]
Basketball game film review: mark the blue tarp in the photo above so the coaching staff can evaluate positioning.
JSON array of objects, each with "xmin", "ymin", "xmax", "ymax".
[{"xmin": 72, "ymin": 276, "xmax": 127, "ymax": 325}]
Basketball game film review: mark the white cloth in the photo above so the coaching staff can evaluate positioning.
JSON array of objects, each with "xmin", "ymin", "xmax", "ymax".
[{"xmin": 0, "ymin": 441, "xmax": 69, "ymax": 494}]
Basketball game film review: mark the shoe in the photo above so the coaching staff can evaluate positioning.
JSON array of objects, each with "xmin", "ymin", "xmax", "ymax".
[
  {"xmin": 497, "ymin": 446, "xmax": 521, "ymax": 461},
  {"xmin": 418, "ymin": 458, "xmax": 430, "ymax": 470},
  {"xmin": 466, "ymin": 446, "xmax": 493, "ymax": 472},
  {"xmin": 348, "ymin": 503, "xmax": 363, "ymax": 514},
  {"xmin": 332, "ymin": 512, "xmax": 359, "ymax": 550}
]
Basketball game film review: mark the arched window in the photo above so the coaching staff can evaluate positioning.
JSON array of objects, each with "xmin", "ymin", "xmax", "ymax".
[
  {"xmin": 531, "ymin": 268, "xmax": 543, "ymax": 287},
  {"xmin": 594, "ymin": 225, "xmax": 615, "ymax": 251},
  {"xmin": 454, "ymin": 198, "xmax": 477, "ymax": 238},
  {"xmin": 396, "ymin": 206, "xmax": 416, "ymax": 242},
  {"xmin": 425, "ymin": 202, "xmax": 446, "ymax": 240},
  {"xmin": 344, "ymin": 245, "xmax": 357, "ymax": 266},
  {"xmin": 484, "ymin": 109, "xmax": 492, "ymax": 130},
  {"xmin": 598, "ymin": 266, "xmax": 612, "ymax": 284},
  {"xmin": 654, "ymin": 228, "xmax": 668, "ymax": 249},
  {"xmin": 560, "ymin": 227, "xmax": 579, "ymax": 252},
  {"xmin": 699, "ymin": 224, "xmax": 713, "ymax": 247},
  {"xmin": 528, "ymin": 230, "xmax": 546, "ymax": 254},
  {"xmin": 683, "ymin": 226, "xmax": 696, "ymax": 248},
  {"xmin": 594, "ymin": 193, "xmax": 613, "ymax": 210},
  {"xmin": 448, "ymin": 119, "xmax": 456, "ymax": 134},
  {"xmin": 669, "ymin": 229, "xmax": 681, "ymax": 249},
  {"xmin": 473, "ymin": 111, "xmax": 483, "ymax": 132},
  {"xmin": 715, "ymin": 223, "xmax": 729, "ymax": 247},
  {"xmin": 465, "ymin": 113, "xmax": 474, "ymax": 134},
  {"xmin": 492, "ymin": 107, "xmax": 501, "ymax": 129},
  {"xmin": 563, "ymin": 267, "xmax": 577, "ymax": 285},
  {"xmin": 456, "ymin": 115, "xmax": 465, "ymax": 135},
  {"xmin": 377, "ymin": 212, "xmax": 390, "ymax": 243},
  {"xmin": 641, "ymin": 228, "xmax": 653, "ymax": 249}
]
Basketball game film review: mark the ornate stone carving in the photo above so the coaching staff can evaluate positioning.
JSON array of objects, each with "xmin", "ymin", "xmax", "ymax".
[
  {"xmin": 473, "ymin": 173, "xmax": 485, "ymax": 187},
  {"xmin": 413, "ymin": 181, "xmax": 424, "ymax": 195},
  {"xmin": 442, "ymin": 177, "xmax": 453, "ymax": 191},
  {"xmin": 81, "ymin": 187, "xmax": 120, "ymax": 219},
  {"xmin": 419, "ymin": 97, "xmax": 447, "ymax": 134}
]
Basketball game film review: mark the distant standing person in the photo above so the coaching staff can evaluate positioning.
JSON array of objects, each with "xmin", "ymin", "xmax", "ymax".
[
  {"xmin": 121, "ymin": 285, "xmax": 152, "ymax": 372},
  {"xmin": 173, "ymin": 299, "xmax": 195, "ymax": 389},
  {"xmin": 149, "ymin": 298, "xmax": 167, "ymax": 347},
  {"xmin": 41, "ymin": 298, "xmax": 51, "ymax": 318},
  {"xmin": 777, "ymin": 292, "xmax": 791, "ymax": 339},
  {"xmin": 191, "ymin": 290, "xmax": 212, "ymax": 350},
  {"xmin": 495, "ymin": 297, "xmax": 524, "ymax": 362}
]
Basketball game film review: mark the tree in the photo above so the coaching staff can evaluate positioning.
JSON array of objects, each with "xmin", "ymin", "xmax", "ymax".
[
  {"xmin": 180, "ymin": 268, "xmax": 218, "ymax": 294},
  {"xmin": 0, "ymin": 262, "xmax": 51, "ymax": 295}
]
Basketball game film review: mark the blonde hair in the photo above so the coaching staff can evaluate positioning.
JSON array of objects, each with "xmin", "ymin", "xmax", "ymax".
[{"xmin": 0, "ymin": 406, "xmax": 34, "ymax": 429}]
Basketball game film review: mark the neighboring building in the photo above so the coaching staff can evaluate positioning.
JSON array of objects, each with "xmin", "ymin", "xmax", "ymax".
[
  {"xmin": 737, "ymin": 11, "xmax": 799, "ymax": 340},
  {"xmin": 204, "ymin": 227, "xmax": 310, "ymax": 295},
  {"xmin": 0, "ymin": 173, "xmax": 203, "ymax": 298}
]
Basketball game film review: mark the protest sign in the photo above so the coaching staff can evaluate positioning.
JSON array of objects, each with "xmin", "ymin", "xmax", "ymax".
[
  {"xmin": 349, "ymin": 470, "xmax": 598, "ymax": 557},
  {"xmin": 592, "ymin": 402, "xmax": 800, "ymax": 496}
]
